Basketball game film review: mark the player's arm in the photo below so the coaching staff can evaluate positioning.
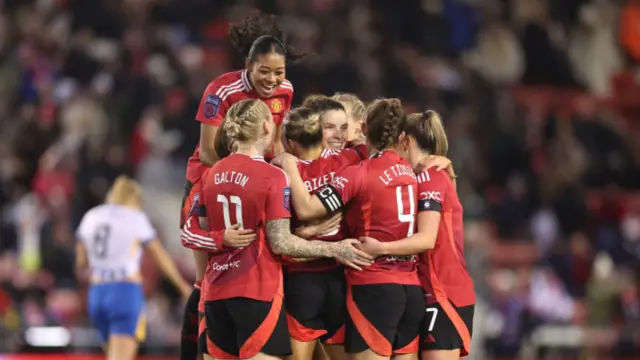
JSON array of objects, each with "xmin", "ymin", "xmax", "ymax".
[
  {"xmin": 74, "ymin": 214, "xmax": 92, "ymax": 281},
  {"xmin": 74, "ymin": 242, "xmax": 89, "ymax": 279},
  {"xmin": 196, "ymin": 83, "xmax": 230, "ymax": 166},
  {"xmin": 277, "ymin": 155, "xmax": 359, "ymax": 221},
  {"xmin": 264, "ymin": 172, "xmax": 372, "ymax": 270},
  {"xmin": 139, "ymin": 215, "xmax": 192, "ymax": 298},
  {"xmin": 359, "ymin": 212, "xmax": 441, "ymax": 257},
  {"xmin": 181, "ymin": 206, "xmax": 256, "ymax": 251}
]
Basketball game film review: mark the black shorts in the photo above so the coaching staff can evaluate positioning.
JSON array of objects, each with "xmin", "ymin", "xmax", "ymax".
[
  {"xmin": 421, "ymin": 300, "xmax": 474, "ymax": 356},
  {"xmin": 198, "ymin": 312, "xmax": 209, "ymax": 356},
  {"xmin": 284, "ymin": 268, "xmax": 346, "ymax": 344},
  {"xmin": 202, "ymin": 296, "xmax": 292, "ymax": 358},
  {"xmin": 345, "ymin": 284, "xmax": 425, "ymax": 356}
]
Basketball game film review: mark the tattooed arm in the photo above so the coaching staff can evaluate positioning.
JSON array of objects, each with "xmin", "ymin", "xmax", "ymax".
[{"xmin": 266, "ymin": 218, "xmax": 373, "ymax": 270}]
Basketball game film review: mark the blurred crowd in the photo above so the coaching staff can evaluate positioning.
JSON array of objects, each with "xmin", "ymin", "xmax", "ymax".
[{"xmin": 1, "ymin": 0, "xmax": 639, "ymax": 357}]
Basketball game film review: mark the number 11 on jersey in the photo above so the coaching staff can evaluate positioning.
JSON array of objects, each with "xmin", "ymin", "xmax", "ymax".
[{"xmin": 217, "ymin": 194, "xmax": 244, "ymax": 229}]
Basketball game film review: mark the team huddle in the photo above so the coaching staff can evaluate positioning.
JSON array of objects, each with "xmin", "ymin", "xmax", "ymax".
[{"xmin": 75, "ymin": 10, "xmax": 474, "ymax": 360}]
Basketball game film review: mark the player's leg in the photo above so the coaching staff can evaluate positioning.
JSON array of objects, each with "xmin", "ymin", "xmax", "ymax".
[
  {"xmin": 345, "ymin": 284, "xmax": 406, "ymax": 360},
  {"xmin": 105, "ymin": 283, "xmax": 146, "ymax": 360},
  {"xmin": 313, "ymin": 343, "xmax": 331, "ymax": 360},
  {"xmin": 285, "ymin": 272, "xmax": 328, "ymax": 360},
  {"xmin": 420, "ymin": 300, "xmax": 474, "ymax": 360},
  {"xmin": 87, "ymin": 284, "xmax": 110, "ymax": 354},
  {"xmin": 228, "ymin": 295, "xmax": 292, "ymax": 359},
  {"xmin": 180, "ymin": 180, "xmax": 206, "ymax": 360},
  {"xmin": 107, "ymin": 334, "xmax": 139, "ymax": 360},
  {"xmin": 391, "ymin": 285, "xmax": 425, "ymax": 360},
  {"xmin": 320, "ymin": 269, "xmax": 348, "ymax": 360}
]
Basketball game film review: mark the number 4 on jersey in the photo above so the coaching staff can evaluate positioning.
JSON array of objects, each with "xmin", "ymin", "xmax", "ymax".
[
  {"xmin": 217, "ymin": 194, "xmax": 244, "ymax": 229},
  {"xmin": 396, "ymin": 185, "xmax": 415, "ymax": 237}
]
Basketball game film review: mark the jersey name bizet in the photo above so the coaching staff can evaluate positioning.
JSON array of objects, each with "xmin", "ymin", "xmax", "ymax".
[
  {"xmin": 213, "ymin": 171, "xmax": 249, "ymax": 187},
  {"xmin": 379, "ymin": 164, "xmax": 416, "ymax": 185},
  {"xmin": 305, "ymin": 172, "xmax": 335, "ymax": 192}
]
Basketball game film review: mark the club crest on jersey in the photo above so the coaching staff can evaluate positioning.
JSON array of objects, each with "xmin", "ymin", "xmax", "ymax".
[
  {"xmin": 204, "ymin": 95, "xmax": 221, "ymax": 118},
  {"xmin": 188, "ymin": 193, "xmax": 200, "ymax": 216},
  {"xmin": 283, "ymin": 187, "xmax": 291, "ymax": 212},
  {"xmin": 271, "ymin": 99, "xmax": 282, "ymax": 113}
]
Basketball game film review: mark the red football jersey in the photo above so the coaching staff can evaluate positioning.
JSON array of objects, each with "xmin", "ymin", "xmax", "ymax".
[
  {"xmin": 186, "ymin": 70, "xmax": 293, "ymax": 183},
  {"xmin": 318, "ymin": 151, "xmax": 420, "ymax": 286},
  {"xmin": 416, "ymin": 169, "xmax": 475, "ymax": 307},
  {"xmin": 286, "ymin": 144, "xmax": 368, "ymax": 273},
  {"xmin": 199, "ymin": 153, "xmax": 291, "ymax": 302}
]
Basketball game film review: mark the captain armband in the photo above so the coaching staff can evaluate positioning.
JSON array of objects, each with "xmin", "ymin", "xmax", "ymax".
[
  {"xmin": 418, "ymin": 199, "xmax": 442, "ymax": 212},
  {"xmin": 316, "ymin": 185, "xmax": 344, "ymax": 213}
]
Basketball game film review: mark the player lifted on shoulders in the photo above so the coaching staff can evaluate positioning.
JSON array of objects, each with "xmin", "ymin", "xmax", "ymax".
[{"xmin": 180, "ymin": 10, "xmax": 301, "ymax": 360}]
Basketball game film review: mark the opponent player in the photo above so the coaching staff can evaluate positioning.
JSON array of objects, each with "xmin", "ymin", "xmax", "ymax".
[
  {"xmin": 180, "ymin": 11, "xmax": 301, "ymax": 359},
  {"xmin": 76, "ymin": 176, "xmax": 191, "ymax": 360},
  {"xmin": 331, "ymin": 93, "xmax": 365, "ymax": 143},
  {"xmin": 358, "ymin": 110, "xmax": 474, "ymax": 359},
  {"xmin": 273, "ymin": 99, "xmax": 425, "ymax": 360},
  {"xmin": 195, "ymin": 99, "xmax": 373, "ymax": 360},
  {"xmin": 280, "ymin": 106, "xmax": 368, "ymax": 360}
]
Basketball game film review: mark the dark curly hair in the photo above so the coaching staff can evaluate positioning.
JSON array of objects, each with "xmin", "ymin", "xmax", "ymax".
[
  {"xmin": 229, "ymin": 9, "xmax": 304, "ymax": 63},
  {"xmin": 365, "ymin": 98, "xmax": 406, "ymax": 150}
]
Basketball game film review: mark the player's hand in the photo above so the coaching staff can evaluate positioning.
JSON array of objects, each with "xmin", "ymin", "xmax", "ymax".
[
  {"xmin": 270, "ymin": 152, "xmax": 297, "ymax": 168},
  {"xmin": 415, "ymin": 155, "xmax": 456, "ymax": 180},
  {"xmin": 223, "ymin": 224, "xmax": 257, "ymax": 248},
  {"xmin": 331, "ymin": 239, "xmax": 374, "ymax": 271},
  {"xmin": 295, "ymin": 213, "xmax": 342, "ymax": 238},
  {"xmin": 356, "ymin": 236, "xmax": 388, "ymax": 257}
]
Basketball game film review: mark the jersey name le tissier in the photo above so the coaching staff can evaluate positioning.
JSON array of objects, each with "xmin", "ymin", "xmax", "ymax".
[
  {"xmin": 286, "ymin": 144, "xmax": 368, "ymax": 273},
  {"xmin": 186, "ymin": 70, "xmax": 293, "ymax": 183},
  {"xmin": 416, "ymin": 169, "xmax": 475, "ymax": 307},
  {"xmin": 76, "ymin": 204, "xmax": 156, "ymax": 283},
  {"xmin": 200, "ymin": 153, "xmax": 291, "ymax": 302},
  {"xmin": 317, "ymin": 150, "xmax": 420, "ymax": 286}
]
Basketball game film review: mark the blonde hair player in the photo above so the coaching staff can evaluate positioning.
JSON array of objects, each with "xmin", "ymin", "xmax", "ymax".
[{"xmin": 75, "ymin": 176, "xmax": 191, "ymax": 360}]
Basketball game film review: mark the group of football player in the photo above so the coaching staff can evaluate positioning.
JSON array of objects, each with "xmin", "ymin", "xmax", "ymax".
[{"xmin": 175, "ymin": 9, "xmax": 475, "ymax": 360}]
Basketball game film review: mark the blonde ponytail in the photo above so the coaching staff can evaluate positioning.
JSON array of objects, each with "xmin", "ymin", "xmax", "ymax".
[
  {"xmin": 405, "ymin": 109, "xmax": 449, "ymax": 156},
  {"xmin": 222, "ymin": 99, "xmax": 272, "ymax": 143}
]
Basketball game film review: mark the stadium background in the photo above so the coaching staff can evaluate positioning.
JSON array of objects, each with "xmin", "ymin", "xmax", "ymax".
[{"xmin": 0, "ymin": 0, "xmax": 639, "ymax": 359}]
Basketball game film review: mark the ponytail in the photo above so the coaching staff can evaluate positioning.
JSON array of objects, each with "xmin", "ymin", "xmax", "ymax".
[{"xmin": 404, "ymin": 110, "xmax": 448, "ymax": 156}]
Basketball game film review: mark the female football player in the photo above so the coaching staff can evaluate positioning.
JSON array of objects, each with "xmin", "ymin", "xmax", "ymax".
[
  {"xmin": 357, "ymin": 110, "xmax": 474, "ymax": 360},
  {"xmin": 273, "ymin": 99, "xmax": 427, "ymax": 360},
  {"xmin": 180, "ymin": 11, "xmax": 302, "ymax": 359},
  {"xmin": 76, "ymin": 176, "xmax": 192, "ymax": 360},
  {"xmin": 194, "ymin": 99, "xmax": 373, "ymax": 360},
  {"xmin": 331, "ymin": 93, "xmax": 365, "ymax": 143},
  {"xmin": 280, "ymin": 106, "xmax": 368, "ymax": 360},
  {"xmin": 301, "ymin": 95, "xmax": 349, "ymax": 153}
]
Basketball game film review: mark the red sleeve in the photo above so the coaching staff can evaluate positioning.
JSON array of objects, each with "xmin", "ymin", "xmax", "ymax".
[
  {"xmin": 417, "ymin": 169, "xmax": 448, "ymax": 212},
  {"xmin": 195, "ymin": 80, "xmax": 231, "ymax": 127},
  {"xmin": 327, "ymin": 144, "xmax": 368, "ymax": 169},
  {"xmin": 315, "ymin": 164, "xmax": 364, "ymax": 213},
  {"xmin": 180, "ymin": 215, "xmax": 224, "ymax": 252},
  {"xmin": 266, "ymin": 169, "xmax": 292, "ymax": 221}
]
